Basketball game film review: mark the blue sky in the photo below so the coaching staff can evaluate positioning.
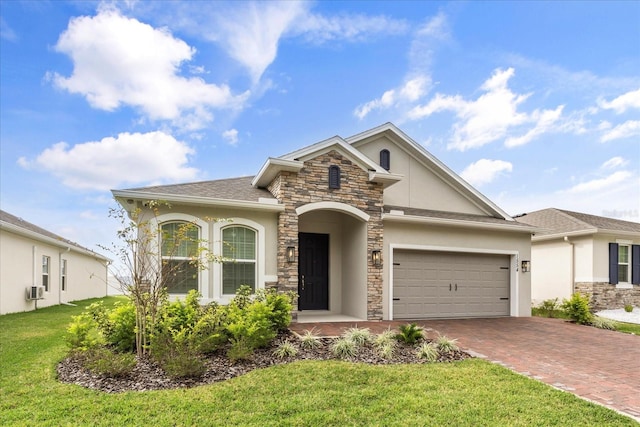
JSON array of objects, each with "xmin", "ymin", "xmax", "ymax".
[{"xmin": 1, "ymin": 0, "xmax": 639, "ymax": 254}]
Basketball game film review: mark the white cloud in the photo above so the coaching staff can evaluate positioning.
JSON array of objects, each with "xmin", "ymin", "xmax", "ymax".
[
  {"xmin": 222, "ymin": 129, "xmax": 239, "ymax": 145},
  {"xmin": 19, "ymin": 131, "xmax": 199, "ymax": 190},
  {"xmin": 564, "ymin": 171, "xmax": 632, "ymax": 194},
  {"xmin": 504, "ymin": 105, "xmax": 564, "ymax": 147},
  {"xmin": 599, "ymin": 88, "xmax": 640, "ymax": 114},
  {"xmin": 601, "ymin": 156, "xmax": 628, "ymax": 170},
  {"xmin": 1, "ymin": 16, "xmax": 18, "ymax": 41},
  {"xmin": 460, "ymin": 159, "xmax": 513, "ymax": 187},
  {"xmin": 600, "ymin": 120, "xmax": 640, "ymax": 142},
  {"xmin": 294, "ymin": 11, "xmax": 408, "ymax": 44},
  {"xmin": 50, "ymin": 8, "xmax": 248, "ymax": 130},
  {"xmin": 354, "ymin": 75, "xmax": 430, "ymax": 119}
]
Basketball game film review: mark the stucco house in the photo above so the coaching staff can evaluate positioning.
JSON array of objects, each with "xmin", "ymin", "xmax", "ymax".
[
  {"xmin": 0, "ymin": 210, "xmax": 110, "ymax": 315},
  {"xmin": 517, "ymin": 208, "xmax": 640, "ymax": 310},
  {"xmin": 113, "ymin": 123, "xmax": 535, "ymax": 321}
]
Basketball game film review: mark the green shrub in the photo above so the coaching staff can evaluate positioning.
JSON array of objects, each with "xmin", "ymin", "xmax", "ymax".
[
  {"xmin": 374, "ymin": 328, "xmax": 396, "ymax": 348},
  {"xmin": 376, "ymin": 341, "xmax": 396, "ymax": 360},
  {"xmin": 272, "ymin": 341, "xmax": 298, "ymax": 359},
  {"xmin": 591, "ymin": 316, "xmax": 616, "ymax": 330},
  {"xmin": 416, "ymin": 342, "xmax": 439, "ymax": 362},
  {"xmin": 299, "ymin": 329, "xmax": 322, "ymax": 350},
  {"xmin": 190, "ymin": 303, "xmax": 228, "ymax": 354},
  {"xmin": 562, "ymin": 293, "xmax": 593, "ymax": 325},
  {"xmin": 624, "ymin": 304, "xmax": 634, "ymax": 313},
  {"xmin": 84, "ymin": 347, "xmax": 136, "ymax": 378},
  {"xmin": 161, "ymin": 349, "xmax": 206, "ymax": 379},
  {"xmin": 435, "ymin": 335, "xmax": 459, "ymax": 353},
  {"xmin": 105, "ymin": 301, "xmax": 136, "ymax": 352},
  {"xmin": 65, "ymin": 312, "xmax": 105, "ymax": 351},
  {"xmin": 255, "ymin": 288, "xmax": 295, "ymax": 331},
  {"xmin": 534, "ymin": 298, "xmax": 563, "ymax": 318},
  {"xmin": 396, "ymin": 323, "xmax": 424, "ymax": 345},
  {"xmin": 331, "ymin": 338, "xmax": 357, "ymax": 359},
  {"xmin": 342, "ymin": 327, "xmax": 372, "ymax": 346}
]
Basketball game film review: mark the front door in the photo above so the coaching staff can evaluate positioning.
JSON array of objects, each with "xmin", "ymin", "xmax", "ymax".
[{"xmin": 298, "ymin": 232, "xmax": 329, "ymax": 310}]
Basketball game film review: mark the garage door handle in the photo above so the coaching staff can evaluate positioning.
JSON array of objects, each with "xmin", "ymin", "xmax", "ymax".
[
  {"xmin": 455, "ymin": 283, "xmax": 458, "ymax": 291},
  {"xmin": 500, "ymin": 297, "xmax": 509, "ymax": 300},
  {"xmin": 393, "ymin": 298, "xmax": 400, "ymax": 301},
  {"xmin": 449, "ymin": 283, "xmax": 452, "ymax": 291}
]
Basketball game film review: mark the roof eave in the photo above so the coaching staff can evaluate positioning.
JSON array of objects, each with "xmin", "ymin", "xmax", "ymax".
[
  {"xmin": 382, "ymin": 213, "xmax": 536, "ymax": 233},
  {"xmin": 368, "ymin": 171, "xmax": 404, "ymax": 188},
  {"xmin": 112, "ymin": 190, "xmax": 284, "ymax": 212},
  {"xmin": 251, "ymin": 158, "xmax": 304, "ymax": 188},
  {"xmin": 531, "ymin": 228, "xmax": 640, "ymax": 242}
]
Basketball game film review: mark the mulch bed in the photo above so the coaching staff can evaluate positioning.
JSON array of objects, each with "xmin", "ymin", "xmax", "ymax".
[{"xmin": 57, "ymin": 330, "xmax": 471, "ymax": 393}]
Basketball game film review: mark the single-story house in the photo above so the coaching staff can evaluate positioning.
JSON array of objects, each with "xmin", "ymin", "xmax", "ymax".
[
  {"xmin": 113, "ymin": 123, "xmax": 535, "ymax": 321},
  {"xmin": 517, "ymin": 208, "xmax": 640, "ymax": 310},
  {"xmin": 0, "ymin": 210, "xmax": 110, "ymax": 315}
]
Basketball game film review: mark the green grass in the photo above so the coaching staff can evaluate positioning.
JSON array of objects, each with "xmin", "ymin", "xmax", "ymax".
[
  {"xmin": 532, "ymin": 307, "xmax": 640, "ymax": 335},
  {"xmin": 1, "ymin": 299, "xmax": 637, "ymax": 426},
  {"xmin": 613, "ymin": 321, "xmax": 640, "ymax": 335}
]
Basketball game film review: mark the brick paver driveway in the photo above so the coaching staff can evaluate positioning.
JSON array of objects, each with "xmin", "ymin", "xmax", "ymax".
[
  {"xmin": 420, "ymin": 317, "xmax": 640, "ymax": 421},
  {"xmin": 292, "ymin": 317, "xmax": 640, "ymax": 421}
]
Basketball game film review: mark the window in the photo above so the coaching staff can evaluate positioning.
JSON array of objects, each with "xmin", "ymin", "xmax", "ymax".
[
  {"xmin": 329, "ymin": 165, "xmax": 341, "ymax": 189},
  {"xmin": 161, "ymin": 222, "xmax": 199, "ymax": 294},
  {"xmin": 618, "ymin": 245, "xmax": 630, "ymax": 283},
  {"xmin": 609, "ymin": 243, "xmax": 640, "ymax": 286},
  {"xmin": 222, "ymin": 226, "xmax": 256, "ymax": 294},
  {"xmin": 380, "ymin": 149, "xmax": 390, "ymax": 171},
  {"xmin": 61, "ymin": 259, "xmax": 67, "ymax": 291},
  {"xmin": 42, "ymin": 256, "xmax": 50, "ymax": 292}
]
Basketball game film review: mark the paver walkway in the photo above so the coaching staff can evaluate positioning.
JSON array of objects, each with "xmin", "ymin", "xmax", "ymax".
[{"xmin": 291, "ymin": 317, "xmax": 640, "ymax": 421}]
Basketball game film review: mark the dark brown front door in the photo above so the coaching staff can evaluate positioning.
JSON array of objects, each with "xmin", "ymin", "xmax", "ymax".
[{"xmin": 298, "ymin": 232, "xmax": 329, "ymax": 310}]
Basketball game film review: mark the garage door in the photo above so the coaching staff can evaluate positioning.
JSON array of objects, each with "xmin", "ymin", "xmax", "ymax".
[{"xmin": 393, "ymin": 250, "xmax": 510, "ymax": 319}]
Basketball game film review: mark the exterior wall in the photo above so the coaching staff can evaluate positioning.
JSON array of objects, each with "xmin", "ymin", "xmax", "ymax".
[
  {"xmin": 383, "ymin": 221, "xmax": 532, "ymax": 320},
  {"xmin": 571, "ymin": 236, "xmax": 595, "ymax": 283},
  {"xmin": 268, "ymin": 150, "xmax": 385, "ymax": 319},
  {"xmin": 0, "ymin": 229, "xmax": 108, "ymax": 315},
  {"xmin": 575, "ymin": 282, "xmax": 640, "ymax": 311},
  {"xmin": 354, "ymin": 135, "xmax": 486, "ymax": 215},
  {"xmin": 530, "ymin": 240, "xmax": 573, "ymax": 304}
]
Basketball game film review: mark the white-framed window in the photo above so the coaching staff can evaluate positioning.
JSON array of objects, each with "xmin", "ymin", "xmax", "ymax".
[
  {"xmin": 42, "ymin": 255, "xmax": 50, "ymax": 292},
  {"xmin": 61, "ymin": 259, "xmax": 67, "ymax": 292},
  {"xmin": 618, "ymin": 244, "xmax": 630, "ymax": 284},
  {"xmin": 161, "ymin": 221, "xmax": 200, "ymax": 295},
  {"xmin": 222, "ymin": 226, "xmax": 257, "ymax": 295}
]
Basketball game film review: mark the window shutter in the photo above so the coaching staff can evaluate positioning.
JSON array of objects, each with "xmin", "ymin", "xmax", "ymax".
[
  {"xmin": 632, "ymin": 245, "xmax": 640, "ymax": 285},
  {"xmin": 328, "ymin": 165, "xmax": 341, "ymax": 189},
  {"xmin": 380, "ymin": 149, "xmax": 390, "ymax": 171},
  {"xmin": 609, "ymin": 243, "xmax": 619, "ymax": 285}
]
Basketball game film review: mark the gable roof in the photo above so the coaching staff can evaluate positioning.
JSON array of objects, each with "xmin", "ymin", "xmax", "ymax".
[
  {"xmin": 347, "ymin": 122, "xmax": 514, "ymax": 221},
  {"xmin": 0, "ymin": 210, "xmax": 109, "ymax": 260},
  {"xmin": 516, "ymin": 208, "xmax": 640, "ymax": 239},
  {"xmin": 113, "ymin": 176, "xmax": 283, "ymax": 212}
]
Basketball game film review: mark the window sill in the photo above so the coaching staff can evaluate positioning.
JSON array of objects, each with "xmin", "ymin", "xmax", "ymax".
[{"xmin": 615, "ymin": 283, "xmax": 633, "ymax": 289}]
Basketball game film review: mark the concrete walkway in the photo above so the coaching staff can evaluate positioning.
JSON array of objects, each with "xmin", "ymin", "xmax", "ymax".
[{"xmin": 291, "ymin": 317, "xmax": 640, "ymax": 421}]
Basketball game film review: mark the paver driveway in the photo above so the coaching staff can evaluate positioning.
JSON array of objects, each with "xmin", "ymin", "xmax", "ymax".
[{"xmin": 292, "ymin": 317, "xmax": 640, "ymax": 421}]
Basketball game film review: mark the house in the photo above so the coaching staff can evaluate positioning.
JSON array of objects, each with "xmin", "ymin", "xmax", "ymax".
[
  {"xmin": 517, "ymin": 208, "xmax": 640, "ymax": 310},
  {"xmin": 113, "ymin": 123, "xmax": 535, "ymax": 321},
  {"xmin": 0, "ymin": 210, "xmax": 110, "ymax": 315}
]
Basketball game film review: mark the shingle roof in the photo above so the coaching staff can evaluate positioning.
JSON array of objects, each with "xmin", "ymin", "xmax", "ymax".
[
  {"xmin": 0, "ymin": 209, "xmax": 107, "ymax": 257},
  {"xmin": 383, "ymin": 205, "xmax": 533, "ymax": 228},
  {"xmin": 516, "ymin": 208, "xmax": 640, "ymax": 235},
  {"xmin": 122, "ymin": 176, "xmax": 275, "ymax": 202}
]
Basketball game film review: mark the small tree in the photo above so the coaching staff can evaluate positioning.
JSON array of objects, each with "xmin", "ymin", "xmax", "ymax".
[{"xmin": 100, "ymin": 201, "xmax": 226, "ymax": 357}]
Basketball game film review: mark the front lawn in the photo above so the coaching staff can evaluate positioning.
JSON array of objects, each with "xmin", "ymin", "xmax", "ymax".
[{"xmin": 1, "ymin": 298, "xmax": 636, "ymax": 426}]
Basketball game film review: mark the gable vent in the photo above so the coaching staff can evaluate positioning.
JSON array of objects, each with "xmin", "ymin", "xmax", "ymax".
[{"xmin": 329, "ymin": 165, "xmax": 341, "ymax": 189}]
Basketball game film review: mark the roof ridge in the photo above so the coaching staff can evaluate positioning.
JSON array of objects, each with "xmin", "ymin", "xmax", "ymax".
[
  {"xmin": 550, "ymin": 208, "xmax": 595, "ymax": 230},
  {"xmin": 557, "ymin": 208, "xmax": 640, "ymax": 228}
]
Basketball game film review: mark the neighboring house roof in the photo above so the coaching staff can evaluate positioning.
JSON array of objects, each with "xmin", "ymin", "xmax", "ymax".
[
  {"xmin": 113, "ymin": 176, "xmax": 283, "ymax": 212},
  {"xmin": 383, "ymin": 205, "xmax": 537, "ymax": 233},
  {"xmin": 0, "ymin": 210, "xmax": 110, "ymax": 260},
  {"xmin": 516, "ymin": 208, "xmax": 640, "ymax": 240}
]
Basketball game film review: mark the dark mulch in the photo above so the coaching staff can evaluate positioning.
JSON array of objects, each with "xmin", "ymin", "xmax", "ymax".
[{"xmin": 57, "ymin": 330, "xmax": 470, "ymax": 393}]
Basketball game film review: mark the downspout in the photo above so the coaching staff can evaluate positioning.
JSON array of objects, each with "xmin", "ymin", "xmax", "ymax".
[
  {"xmin": 564, "ymin": 236, "xmax": 575, "ymax": 294},
  {"xmin": 59, "ymin": 247, "xmax": 70, "ymax": 305},
  {"xmin": 32, "ymin": 245, "xmax": 38, "ymax": 310}
]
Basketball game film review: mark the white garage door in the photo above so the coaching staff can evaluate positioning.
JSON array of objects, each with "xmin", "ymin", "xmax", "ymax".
[{"xmin": 393, "ymin": 250, "xmax": 511, "ymax": 319}]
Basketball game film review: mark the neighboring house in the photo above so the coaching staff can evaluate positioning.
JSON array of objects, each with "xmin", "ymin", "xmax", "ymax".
[
  {"xmin": 0, "ymin": 210, "xmax": 110, "ymax": 315},
  {"xmin": 113, "ymin": 123, "xmax": 535, "ymax": 321},
  {"xmin": 517, "ymin": 208, "xmax": 640, "ymax": 310}
]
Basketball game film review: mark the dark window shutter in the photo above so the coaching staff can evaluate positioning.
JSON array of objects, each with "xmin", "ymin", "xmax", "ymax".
[
  {"xmin": 632, "ymin": 245, "xmax": 640, "ymax": 285},
  {"xmin": 328, "ymin": 165, "xmax": 341, "ymax": 189},
  {"xmin": 380, "ymin": 149, "xmax": 390, "ymax": 171},
  {"xmin": 609, "ymin": 243, "xmax": 619, "ymax": 285}
]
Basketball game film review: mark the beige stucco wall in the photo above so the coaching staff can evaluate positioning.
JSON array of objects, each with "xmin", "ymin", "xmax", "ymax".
[
  {"xmin": 383, "ymin": 220, "xmax": 532, "ymax": 320},
  {"xmin": 355, "ymin": 135, "xmax": 486, "ymax": 215},
  {"xmin": 530, "ymin": 240, "xmax": 573, "ymax": 304},
  {"xmin": 0, "ymin": 229, "xmax": 108, "ymax": 315}
]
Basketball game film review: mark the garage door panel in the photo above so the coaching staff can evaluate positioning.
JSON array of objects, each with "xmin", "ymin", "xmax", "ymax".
[{"xmin": 393, "ymin": 250, "xmax": 510, "ymax": 319}]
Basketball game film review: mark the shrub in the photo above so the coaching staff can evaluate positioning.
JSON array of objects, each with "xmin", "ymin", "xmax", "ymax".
[
  {"xmin": 272, "ymin": 341, "xmax": 298, "ymax": 359},
  {"xmin": 374, "ymin": 328, "xmax": 396, "ymax": 348},
  {"xmin": 343, "ymin": 327, "xmax": 372, "ymax": 346},
  {"xmin": 416, "ymin": 342, "xmax": 439, "ymax": 362},
  {"xmin": 331, "ymin": 338, "xmax": 357, "ymax": 359},
  {"xmin": 591, "ymin": 316, "xmax": 616, "ymax": 330},
  {"xmin": 65, "ymin": 312, "xmax": 104, "ymax": 351},
  {"xmin": 396, "ymin": 323, "xmax": 423, "ymax": 345},
  {"xmin": 161, "ymin": 349, "xmax": 206, "ymax": 379},
  {"xmin": 190, "ymin": 303, "xmax": 228, "ymax": 354},
  {"xmin": 562, "ymin": 293, "xmax": 593, "ymax": 325},
  {"xmin": 299, "ymin": 329, "xmax": 322, "ymax": 350},
  {"xmin": 84, "ymin": 347, "xmax": 136, "ymax": 378},
  {"xmin": 534, "ymin": 298, "xmax": 562, "ymax": 318},
  {"xmin": 435, "ymin": 335, "xmax": 459, "ymax": 353},
  {"xmin": 255, "ymin": 288, "xmax": 295, "ymax": 331},
  {"xmin": 624, "ymin": 304, "xmax": 634, "ymax": 313},
  {"xmin": 105, "ymin": 301, "xmax": 136, "ymax": 352},
  {"xmin": 376, "ymin": 342, "xmax": 396, "ymax": 360}
]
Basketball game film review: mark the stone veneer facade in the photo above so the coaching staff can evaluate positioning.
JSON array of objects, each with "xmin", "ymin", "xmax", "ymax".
[
  {"xmin": 266, "ymin": 150, "xmax": 385, "ymax": 320},
  {"xmin": 575, "ymin": 282, "xmax": 640, "ymax": 311}
]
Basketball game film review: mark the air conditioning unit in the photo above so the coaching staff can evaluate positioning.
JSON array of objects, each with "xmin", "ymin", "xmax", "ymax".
[{"xmin": 25, "ymin": 286, "xmax": 45, "ymax": 300}]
